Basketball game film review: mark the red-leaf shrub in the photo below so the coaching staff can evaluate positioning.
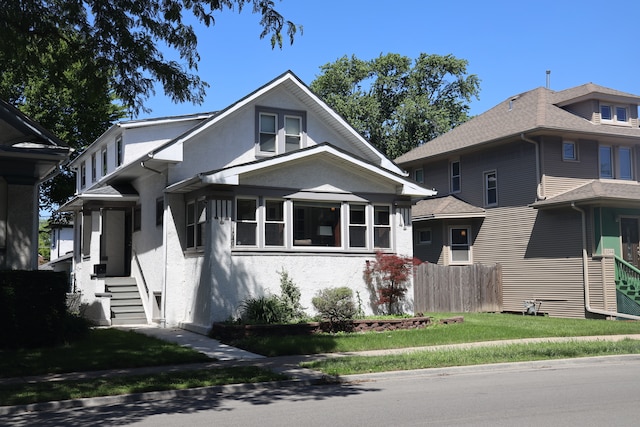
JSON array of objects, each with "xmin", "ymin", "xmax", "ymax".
[{"xmin": 363, "ymin": 251, "xmax": 421, "ymax": 315}]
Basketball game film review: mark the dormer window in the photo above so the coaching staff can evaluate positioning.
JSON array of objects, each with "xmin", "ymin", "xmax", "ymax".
[
  {"xmin": 600, "ymin": 104, "xmax": 628, "ymax": 124},
  {"xmin": 256, "ymin": 107, "xmax": 306, "ymax": 155}
]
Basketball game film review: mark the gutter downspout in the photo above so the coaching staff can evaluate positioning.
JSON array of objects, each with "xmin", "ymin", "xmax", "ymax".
[
  {"xmin": 520, "ymin": 134, "xmax": 545, "ymax": 201},
  {"xmin": 571, "ymin": 202, "xmax": 640, "ymax": 320}
]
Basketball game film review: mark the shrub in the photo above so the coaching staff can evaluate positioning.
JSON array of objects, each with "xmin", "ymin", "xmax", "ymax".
[
  {"xmin": 278, "ymin": 268, "xmax": 305, "ymax": 321},
  {"xmin": 239, "ymin": 295, "xmax": 289, "ymax": 324},
  {"xmin": 312, "ymin": 287, "xmax": 357, "ymax": 331},
  {"xmin": 364, "ymin": 251, "xmax": 421, "ymax": 315}
]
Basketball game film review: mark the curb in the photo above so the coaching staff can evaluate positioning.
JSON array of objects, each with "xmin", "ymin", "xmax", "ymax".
[{"xmin": 0, "ymin": 377, "xmax": 328, "ymax": 416}]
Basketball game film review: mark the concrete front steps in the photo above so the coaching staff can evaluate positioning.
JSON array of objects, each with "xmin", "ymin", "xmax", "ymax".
[{"xmin": 105, "ymin": 277, "xmax": 148, "ymax": 326}]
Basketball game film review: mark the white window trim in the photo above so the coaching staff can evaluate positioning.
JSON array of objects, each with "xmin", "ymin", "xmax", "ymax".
[
  {"xmin": 255, "ymin": 107, "xmax": 307, "ymax": 156},
  {"xmin": 483, "ymin": 170, "xmax": 498, "ymax": 207},
  {"xmin": 186, "ymin": 197, "xmax": 207, "ymax": 251},
  {"xmin": 448, "ymin": 225, "xmax": 472, "ymax": 265},
  {"xmin": 264, "ymin": 198, "xmax": 286, "ymax": 247},
  {"xmin": 601, "ymin": 103, "xmax": 630, "ymax": 126},
  {"xmin": 101, "ymin": 148, "xmax": 108, "ymax": 177},
  {"xmin": 235, "ymin": 197, "xmax": 259, "ymax": 248},
  {"xmin": 348, "ymin": 203, "xmax": 368, "ymax": 249},
  {"xmin": 80, "ymin": 161, "xmax": 86, "ymax": 189},
  {"xmin": 233, "ymin": 198, "xmax": 393, "ymax": 253},
  {"xmin": 115, "ymin": 135, "xmax": 123, "ymax": 167}
]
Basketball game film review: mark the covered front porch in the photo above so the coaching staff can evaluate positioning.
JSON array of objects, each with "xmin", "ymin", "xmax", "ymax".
[
  {"xmin": 533, "ymin": 181, "xmax": 640, "ymax": 319},
  {"xmin": 61, "ymin": 183, "xmax": 157, "ymax": 325}
]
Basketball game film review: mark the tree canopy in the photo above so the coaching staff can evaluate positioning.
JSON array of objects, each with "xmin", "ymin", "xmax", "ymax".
[
  {"xmin": 310, "ymin": 53, "xmax": 480, "ymax": 159},
  {"xmin": 1, "ymin": 0, "xmax": 301, "ymax": 116},
  {"xmin": 1, "ymin": 0, "xmax": 300, "ymax": 214}
]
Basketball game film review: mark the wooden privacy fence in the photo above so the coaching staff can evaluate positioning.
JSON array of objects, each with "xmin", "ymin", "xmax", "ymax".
[{"xmin": 413, "ymin": 263, "xmax": 503, "ymax": 313}]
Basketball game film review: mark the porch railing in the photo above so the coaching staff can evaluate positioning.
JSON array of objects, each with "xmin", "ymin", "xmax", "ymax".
[{"xmin": 614, "ymin": 256, "xmax": 640, "ymax": 313}]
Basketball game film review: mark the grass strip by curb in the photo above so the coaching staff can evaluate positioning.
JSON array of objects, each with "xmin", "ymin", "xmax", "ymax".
[
  {"xmin": 0, "ymin": 366, "xmax": 287, "ymax": 407},
  {"xmin": 302, "ymin": 339, "xmax": 640, "ymax": 375}
]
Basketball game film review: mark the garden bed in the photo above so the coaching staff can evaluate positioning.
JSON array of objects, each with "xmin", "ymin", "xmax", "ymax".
[{"xmin": 209, "ymin": 316, "xmax": 443, "ymax": 341}]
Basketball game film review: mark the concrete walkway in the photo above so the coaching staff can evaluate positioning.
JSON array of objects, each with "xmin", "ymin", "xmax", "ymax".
[{"xmin": 2, "ymin": 327, "xmax": 640, "ymax": 415}]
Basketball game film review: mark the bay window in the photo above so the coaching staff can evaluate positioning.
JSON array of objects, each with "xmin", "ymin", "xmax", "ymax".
[{"xmin": 234, "ymin": 198, "xmax": 393, "ymax": 251}]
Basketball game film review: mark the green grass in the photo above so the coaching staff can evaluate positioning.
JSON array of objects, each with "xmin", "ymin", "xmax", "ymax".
[
  {"xmin": 0, "ymin": 328, "xmax": 211, "ymax": 378},
  {"xmin": 302, "ymin": 339, "xmax": 640, "ymax": 375},
  {"xmin": 228, "ymin": 313, "xmax": 640, "ymax": 356},
  {"xmin": 0, "ymin": 366, "xmax": 287, "ymax": 406}
]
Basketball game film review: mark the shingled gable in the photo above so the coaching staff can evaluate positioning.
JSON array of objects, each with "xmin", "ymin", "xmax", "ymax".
[{"xmin": 396, "ymin": 83, "xmax": 640, "ymax": 165}]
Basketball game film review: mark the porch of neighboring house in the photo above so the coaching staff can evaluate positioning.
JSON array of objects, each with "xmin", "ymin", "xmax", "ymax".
[{"xmin": 592, "ymin": 207, "xmax": 640, "ymax": 317}]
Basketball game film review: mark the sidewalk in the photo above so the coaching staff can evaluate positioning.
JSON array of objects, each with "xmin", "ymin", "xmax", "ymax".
[{"xmin": 2, "ymin": 327, "xmax": 640, "ymax": 415}]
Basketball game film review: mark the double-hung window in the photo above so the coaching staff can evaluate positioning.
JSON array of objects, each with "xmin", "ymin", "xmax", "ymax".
[
  {"xmin": 600, "ymin": 145, "xmax": 633, "ymax": 180},
  {"xmin": 284, "ymin": 116, "xmax": 302, "ymax": 153},
  {"xmin": 265, "ymin": 199, "xmax": 284, "ymax": 246},
  {"xmin": 373, "ymin": 205, "xmax": 391, "ymax": 248},
  {"xmin": 449, "ymin": 226, "xmax": 471, "ymax": 264},
  {"xmin": 484, "ymin": 170, "xmax": 497, "ymax": 207},
  {"xmin": 450, "ymin": 160, "xmax": 460, "ymax": 193},
  {"xmin": 256, "ymin": 107, "xmax": 306, "ymax": 155},
  {"xmin": 186, "ymin": 198, "xmax": 207, "ymax": 249},
  {"xmin": 236, "ymin": 198, "xmax": 257, "ymax": 246},
  {"xmin": 348, "ymin": 204, "xmax": 367, "ymax": 248}
]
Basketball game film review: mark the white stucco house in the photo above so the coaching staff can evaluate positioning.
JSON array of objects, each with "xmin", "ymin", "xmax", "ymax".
[
  {"xmin": 0, "ymin": 99, "xmax": 71, "ymax": 270},
  {"xmin": 62, "ymin": 71, "xmax": 435, "ymax": 333}
]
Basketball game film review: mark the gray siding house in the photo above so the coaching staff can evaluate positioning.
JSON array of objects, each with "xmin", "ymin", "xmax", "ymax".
[{"xmin": 397, "ymin": 83, "xmax": 640, "ymax": 319}]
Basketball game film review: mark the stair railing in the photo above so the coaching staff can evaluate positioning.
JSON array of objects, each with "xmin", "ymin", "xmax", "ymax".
[{"xmin": 614, "ymin": 255, "xmax": 640, "ymax": 302}]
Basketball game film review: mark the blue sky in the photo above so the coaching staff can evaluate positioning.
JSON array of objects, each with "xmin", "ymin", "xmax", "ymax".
[{"xmin": 139, "ymin": 0, "xmax": 640, "ymax": 119}]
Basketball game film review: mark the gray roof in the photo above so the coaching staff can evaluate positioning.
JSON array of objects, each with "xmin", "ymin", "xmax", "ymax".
[
  {"xmin": 396, "ymin": 83, "xmax": 640, "ymax": 165},
  {"xmin": 532, "ymin": 180, "xmax": 640, "ymax": 209},
  {"xmin": 413, "ymin": 195, "xmax": 485, "ymax": 221}
]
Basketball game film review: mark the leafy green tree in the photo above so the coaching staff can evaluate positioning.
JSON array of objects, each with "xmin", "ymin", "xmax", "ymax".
[
  {"xmin": 310, "ymin": 53, "xmax": 480, "ymax": 159},
  {"xmin": 0, "ymin": 35, "xmax": 125, "ymax": 214},
  {"xmin": 1, "ymin": 0, "xmax": 300, "ymax": 212},
  {"xmin": 1, "ymin": 0, "xmax": 301, "ymax": 116}
]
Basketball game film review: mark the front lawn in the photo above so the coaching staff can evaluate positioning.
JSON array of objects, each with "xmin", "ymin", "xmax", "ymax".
[
  {"xmin": 227, "ymin": 313, "xmax": 640, "ymax": 356},
  {"xmin": 0, "ymin": 328, "xmax": 211, "ymax": 378},
  {"xmin": 302, "ymin": 339, "xmax": 640, "ymax": 375}
]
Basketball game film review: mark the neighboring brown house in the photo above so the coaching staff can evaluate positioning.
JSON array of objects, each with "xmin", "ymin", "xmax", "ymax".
[
  {"xmin": 397, "ymin": 83, "xmax": 640, "ymax": 319},
  {"xmin": 0, "ymin": 99, "xmax": 71, "ymax": 270}
]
